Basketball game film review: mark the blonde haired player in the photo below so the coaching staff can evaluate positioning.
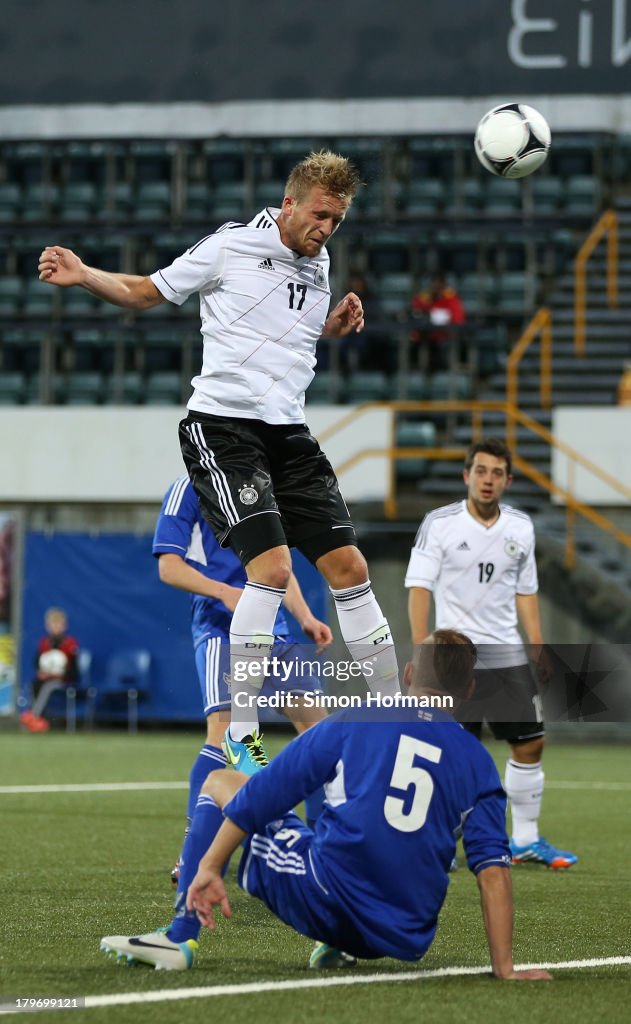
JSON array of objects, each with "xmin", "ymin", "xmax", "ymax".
[{"xmin": 38, "ymin": 152, "xmax": 400, "ymax": 772}]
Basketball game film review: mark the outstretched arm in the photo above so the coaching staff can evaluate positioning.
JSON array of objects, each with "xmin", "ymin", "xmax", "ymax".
[
  {"xmin": 38, "ymin": 245, "xmax": 165, "ymax": 310},
  {"xmin": 477, "ymin": 866, "xmax": 552, "ymax": 981}
]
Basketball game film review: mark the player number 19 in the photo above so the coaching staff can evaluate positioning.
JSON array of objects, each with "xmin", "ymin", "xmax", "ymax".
[{"xmin": 384, "ymin": 734, "xmax": 442, "ymax": 833}]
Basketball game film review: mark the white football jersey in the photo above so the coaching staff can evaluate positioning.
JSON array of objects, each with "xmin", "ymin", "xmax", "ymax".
[
  {"xmin": 404, "ymin": 500, "xmax": 538, "ymax": 667},
  {"xmin": 150, "ymin": 207, "xmax": 331, "ymax": 424}
]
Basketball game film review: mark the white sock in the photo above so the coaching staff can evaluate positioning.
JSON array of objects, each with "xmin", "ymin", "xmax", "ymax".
[
  {"xmin": 330, "ymin": 580, "xmax": 399, "ymax": 698},
  {"xmin": 505, "ymin": 758, "xmax": 544, "ymax": 846},
  {"xmin": 229, "ymin": 581, "xmax": 285, "ymax": 742}
]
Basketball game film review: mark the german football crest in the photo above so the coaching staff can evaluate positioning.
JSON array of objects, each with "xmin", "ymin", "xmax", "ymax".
[
  {"xmin": 314, "ymin": 266, "xmax": 327, "ymax": 288},
  {"xmin": 239, "ymin": 485, "xmax": 259, "ymax": 506}
]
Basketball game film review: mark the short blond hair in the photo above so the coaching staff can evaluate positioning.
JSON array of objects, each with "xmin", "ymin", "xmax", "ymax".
[{"xmin": 284, "ymin": 150, "xmax": 362, "ymax": 204}]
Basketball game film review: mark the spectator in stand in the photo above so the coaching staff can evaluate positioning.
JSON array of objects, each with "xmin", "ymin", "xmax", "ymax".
[
  {"xmin": 410, "ymin": 273, "xmax": 466, "ymax": 372},
  {"xmin": 20, "ymin": 607, "xmax": 80, "ymax": 733}
]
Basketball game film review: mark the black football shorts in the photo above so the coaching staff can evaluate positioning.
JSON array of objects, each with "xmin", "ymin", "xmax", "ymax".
[
  {"xmin": 458, "ymin": 662, "xmax": 545, "ymax": 744},
  {"xmin": 179, "ymin": 412, "xmax": 357, "ymax": 566}
]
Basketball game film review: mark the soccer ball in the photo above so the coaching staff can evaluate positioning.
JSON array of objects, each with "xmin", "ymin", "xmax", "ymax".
[
  {"xmin": 39, "ymin": 648, "xmax": 68, "ymax": 677},
  {"xmin": 474, "ymin": 103, "xmax": 551, "ymax": 179}
]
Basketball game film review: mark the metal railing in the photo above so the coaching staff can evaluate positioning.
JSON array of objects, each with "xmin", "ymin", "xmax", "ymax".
[
  {"xmin": 317, "ymin": 398, "xmax": 631, "ymax": 570},
  {"xmin": 574, "ymin": 208, "xmax": 619, "ymax": 357}
]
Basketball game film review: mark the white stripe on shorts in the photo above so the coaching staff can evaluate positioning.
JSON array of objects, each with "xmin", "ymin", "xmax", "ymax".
[
  {"xmin": 188, "ymin": 421, "xmax": 240, "ymax": 527},
  {"xmin": 204, "ymin": 636, "xmax": 222, "ymax": 710}
]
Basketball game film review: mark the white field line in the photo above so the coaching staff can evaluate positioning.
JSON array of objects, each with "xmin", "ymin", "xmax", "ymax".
[
  {"xmin": 0, "ymin": 782, "xmax": 188, "ymax": 794},
  {"xmin": 2, "ymin": 779, "xmax": 631, "ymax": 795},
  {"xmin": 0, "ymin": 956, "xmax": 629, "ymax": 1014}
]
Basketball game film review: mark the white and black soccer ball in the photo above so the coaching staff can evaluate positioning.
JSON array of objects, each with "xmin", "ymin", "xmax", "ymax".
[
  {"xmin": 474, "ymin": 103, "xmax": 551, "ymax": 179},
  {"xmin": 39, "ymin": 648, "xmax": 68, "ymax": 677}
]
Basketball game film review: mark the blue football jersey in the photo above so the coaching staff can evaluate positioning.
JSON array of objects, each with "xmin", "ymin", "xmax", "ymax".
[
  {"xmin": 153, "ymin": 477, "xmax": 289, "ymax": 646},
  {"xmin": 225, "ymin": 706, "xmax": 510, "ymax": 961}
]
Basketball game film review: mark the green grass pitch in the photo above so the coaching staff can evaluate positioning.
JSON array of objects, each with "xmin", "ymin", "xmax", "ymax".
[{"xmin": 0, "ymin": 731, "xmax": 629, "ymax": 1024}]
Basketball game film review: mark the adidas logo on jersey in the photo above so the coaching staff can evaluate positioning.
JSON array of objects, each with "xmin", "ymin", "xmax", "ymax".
[
  {"xmin": 258, "ymin": 258, "xmax": 274, "ymax": 271},
  {"xmin": 457, "ymin": 541, "xmax": 470, "ymax": 550}
]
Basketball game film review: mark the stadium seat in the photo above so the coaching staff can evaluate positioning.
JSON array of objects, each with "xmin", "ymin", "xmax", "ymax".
[
  {"xmin": 21, "ymin": 182, "xmax": 60, "ymax": 221},
  {"xmin": 209, "ymin": 181, "xmax": 248, "ymax": 219},
  {"xmin": 268, "ymin": 138, "xmax": 320, "ymax": 179},
  {"xmin": 428, "ymin": 372, "xmax": 471, "ymax": 400},
  {"xmin": 531, "ymin": 177, "xmax": 564, "ymax": 214},
  {"xmin": 395, "ymin": 419, "xmax": 436, "ymax": 480},
  {"xmin": 0, "ymin": 182, "xmax": 21, "ymax": 223},
  {"xmin": 22, "ymin": 278, "xmax": 58, "ymax": 317},
  {"xmin": 130, "ymin": 140, "xmax": 175, "ymax": 183},
  {"xmin": 564, "ymin": 175, "xmax": 601, "ymax": 215},
  {"xmin": 106, "ymin": 371, "xmax": 144, "ymax": 404},
  {"xmin": 0, "ymin": 275, "xmax": 24, "ymax": 316},
  {"xmin": 0, "ymin": 372, "xmax": 26, "ymax": 404},
  {"xmin": 183, "ymin": 182, "xmax": 209, "ymax": 221},
  {"xmin": 141, "ymin": 328, "xmax": 183, "ymax": 372},
  {"xmin": 203, "ymin": 139, "xmax": 247, "ymax": 184},
  {"xmin": 402, "ymin": 180, "xmax": 445, "ymax": 217},
  {"xmin": 305, "ymin": 372, "xmax": 340, "ymax": 404},
  {"xmin": 25, "ymin": 373, "xmax": 65, "ymax": 404},
  {"xmin": 133, "ymin": 181, "xmax": 172, "ymax": 222},
  {"xmin": 496, "ymin": 271, "xmax": 537, "ymax": 313},
  {"xmin": 58, "ymin": 182, "xmax": 98, "ymax": 222},
  {"xmin": 253, "ymin": 180, "xmax": 285, "ymax": 210},
  {"xmin": 145, "ymin": 371, "xmax": 184, "ymax": 405},
  {"xmin": 346, "ymin": 371, "xmax": 390, "ymax": 403},
  {"xmin": 483, "ymin": 177, "xmax": 521, "ymax": 214},
  {"xmin": 394, "ymin": 371, "xmax": 429, "ymax": 400},
  {"xmin": 98, "ymin": 648, "xmax": 151, "ymax": 733},
  {"xmin": 379, "ymin": 273, "xmax": 413, "ymax": 315},
  {"xmin": 62, "ymin": 288, "xmax": 100, "ymax": 317},
  {"xmin": 366, "ymin": 233, "xmax": 411, "ymax": 276},
  {"xmin": 64, "ymin": 372, "xmax": 105, "ymax": 405}
]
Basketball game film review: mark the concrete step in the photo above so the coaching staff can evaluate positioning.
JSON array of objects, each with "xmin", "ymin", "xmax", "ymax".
[{"xmin": 518, "ymin": 356, "xmax": 624, "ymax": 373}]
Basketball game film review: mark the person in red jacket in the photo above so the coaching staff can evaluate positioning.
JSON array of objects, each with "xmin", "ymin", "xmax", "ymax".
[
  {"xmin": 21, "ymin": 607, "xmax": 80, "ymax": 733},
  {"xmin": 410, "ymin": 273, "xmax": 466, "ymax": 372}
]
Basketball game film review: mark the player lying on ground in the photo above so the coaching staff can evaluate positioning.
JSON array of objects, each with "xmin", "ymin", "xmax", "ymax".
[{"xmin": 101, "ymin": 630, "xmax": 552, "ymax": 980}]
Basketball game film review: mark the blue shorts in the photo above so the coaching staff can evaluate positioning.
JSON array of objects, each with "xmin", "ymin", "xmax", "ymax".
[
  {"xmin": 194, "ymin": 639, "xmax": 323, "ymax": 717},
  {"xmin": 237, "ymin": 813, "xmax": 385, "ymax": 960}
]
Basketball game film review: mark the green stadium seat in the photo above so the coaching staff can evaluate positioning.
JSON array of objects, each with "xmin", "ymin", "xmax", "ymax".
[
  {"xmin": 564, "ymin": 175, "xmax": 601, "ymax": 215},
  {"xmin": 106, "ymin": 371, "xmax": 144, "ymax": 404},
  {"xmin": 0, "ymin": 372, "xmax": 26, "ymax": 404},
  {"xmin": 25, "ymin": 373, "xmax": 65, "ymax": 404},
  {"xmin": 394, "ymin": 372, "xmax": 429, "ymax": 399},
  {"xmin": 203, "ymin": 139, "xmax": 247, "ymax": 184},
  {"xmin": 253, "ymin": 181, "xmax": 285, "ymax": 210},
  {"xmin": 183, "ymin": 182, "xmax": 209, "ymax": 221},
  {"xmin": 402, "ymin": 180, "xmax": 445, "ymax": 217},
  {"xmin": 305, "ymin": 372, "xmax": 339, "ymax": 404},
  {"xmin": 531, "ymin": 177, "xmax": 564, "ymax": 213},
  {"xmin": 58, "ymin": 182, "xmax": 98, "ymax": 222},
  {"xmin": 22, "ymin": 278, "xmax": 58, "ymax": 316},
  {"xmin": 346, "ymin": 371, "xmax": 390, "ymax": 403},
  {"xmin": 366, "ymin": 233, "xmax": 410, "ymax": 275},
  {"xmin": 428, "ymin": 372, "xmax": 471, "ymax": 400},
  {"xmin": 483, "ymin": 177, "xmax": 521, "ymax": 214},
  {"xmin": 395, "ymin": 419, "xmax": 436, "ymax": 480},
  {"xmin": 145, "ymin": 371, "xmax": 184, "ymax": 405},
  {"xmin": 0, "ymin": 276, "xmax": 24, "ymax": 316},
  {"xmin": 0, "ymin": 183, "xmax": 21, "ymax": 223},
  {"xmin": 133, "ymin": 181, "xmax": 172, "ymax": 222},
  {"xmin": 21, "ymin": 183, "xmax": 60, "ymax": 221},
  {"xmin": 65, "ymin": 372, "xmax": 105, "ymax": 405}
]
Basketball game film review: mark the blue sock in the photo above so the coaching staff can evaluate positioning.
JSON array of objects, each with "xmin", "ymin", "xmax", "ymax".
[
  {"xmin": 167, "ymin": 794, "xmax": 225, "ymax": 944},
  {"xmin": 305, "ymin": 785, "xmax": 324, "ymax": 831},
  {"xmin": 187, "ymin": 744, "xmax": 226, "ymax": 820}
]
